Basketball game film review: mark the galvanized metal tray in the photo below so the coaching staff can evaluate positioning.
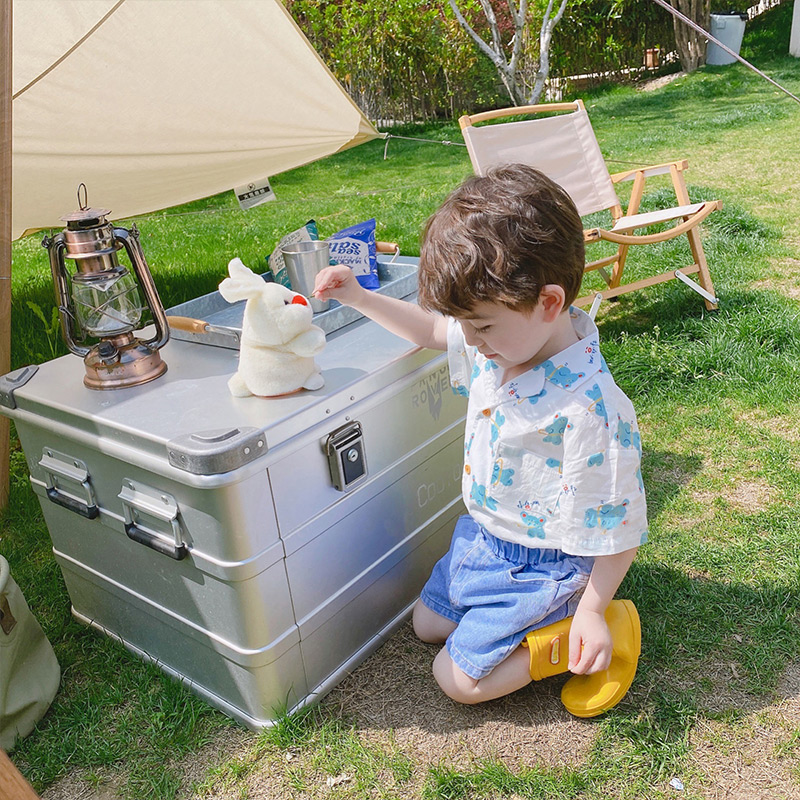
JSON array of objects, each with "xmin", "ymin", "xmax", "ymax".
[{"xmin": 166, "ymin": 255, "xmax": 419, "ymax": 349}]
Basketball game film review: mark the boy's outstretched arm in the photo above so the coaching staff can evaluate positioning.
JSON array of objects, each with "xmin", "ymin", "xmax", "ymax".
[
  {"xmin": 313, "ymin": 264, "xmax": 448, "ymax": 351},
  {"xmin": 568, "ymin": 547, "xmax": 638, "ymax": 675}
]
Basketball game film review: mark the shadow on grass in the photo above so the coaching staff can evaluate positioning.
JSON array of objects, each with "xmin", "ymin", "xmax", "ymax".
[{"xmin": 640, "ymin": 447, "xmax": 703, "ymax": 522}]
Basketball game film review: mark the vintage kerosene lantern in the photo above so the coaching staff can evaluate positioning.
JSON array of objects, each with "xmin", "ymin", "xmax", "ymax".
[{"xmin": 42, "ymin": 188, "xmax": 169, "ymax": 389}]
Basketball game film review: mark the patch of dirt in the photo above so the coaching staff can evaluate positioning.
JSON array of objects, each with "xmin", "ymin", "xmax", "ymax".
[
  {"xmin": 738, "ymin": 408, "xmax": 800, "ymax": 445},
  {"xmin": 647, "ymin": 452, "xmax": 697, "ymax": 492},
  {"xmin": 725, "ymin": 479, "xmax": 775, "ymax": 515},
  {"xmin": 324, "ymin": 622, "xmax": 596, "ymax": 769},
  {"xmin": 699, "ymin": 661, "xmax": 769, "ymax": 716},
  {"xmin": 42, "ymin": 777, "xmax": 123, "ymax": 800},
  {"xmin": 691, "ymin": 721, "xmax": 797, "ymax": 799},
  {"xmin": 206, "ymin": 623, "xmax": 600, "ymax": 799},
  {"xmin": 752, "ymin": 279, "xmax": 800, "ymax": 302},
  {"xmin": 40, "ymin": 725, "xmax": 252, "ymax": 800},
  {"xmin": 174, "ymin": 726, "xmax": 252, "ymax": 796},
  {"xmin": 685, "ymin": 488, "xmax": 719, "ymax": 518},
  {"xmin": 751, "ymin": 255, "xmax": 800, "ymax": 301},
  {"xmin": 688, "ymin": 661, "xmax": 800, "ymax": 799},
  {"xmin": 638, "ymin": 71, "xmax": 686, "ymax": 92},
  {"xmin": 685, "ymin": 476, "xmax": 775, "ymax": 520}
]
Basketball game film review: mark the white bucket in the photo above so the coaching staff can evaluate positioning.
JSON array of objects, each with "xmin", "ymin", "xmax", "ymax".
[{"xmin": 707, "ymin": 13, "xmax": 747, "ymax": 66}]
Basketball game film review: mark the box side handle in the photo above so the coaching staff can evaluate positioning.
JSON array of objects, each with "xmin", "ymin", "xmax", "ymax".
[
  {"xmin": 39, "ymin": 449, "xmax": 99, "ymax": 520},
  {"xmin": 119, "ymin": 480, "xmax": 188, "ymax": 561},
  {"xmin": 124, "ymin": 521, "xmax": 187, "ymax": 561}
]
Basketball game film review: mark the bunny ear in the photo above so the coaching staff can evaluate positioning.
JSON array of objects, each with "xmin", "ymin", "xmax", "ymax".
[
  {"xmin": 227, "ymin": 257, "xmax": 251, "ymax": 277},
  {"xmin": 219, "ymin": 257, "xmax": 267, "ymax": 303},
  {"xmin": 227, "ymin": 257, "xmax": 265, "ymax": 284}
]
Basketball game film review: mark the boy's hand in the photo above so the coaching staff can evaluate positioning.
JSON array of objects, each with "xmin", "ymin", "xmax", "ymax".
[
  {"xmin": 312, "ymin": 263, "xmax": 448, "ymax": 351},
  {"xmin": 567, "ymin": 548, "xmax": 638, "ymax": 675},
  {"xmin": 313, "ymin": 264, "xmax": 364, "ymax": 307},
  {"xmin": 567, "ymin": 607, "xmax": 612, "ymax": 675}
]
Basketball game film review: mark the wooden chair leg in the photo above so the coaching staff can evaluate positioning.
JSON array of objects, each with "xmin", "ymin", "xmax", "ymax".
[
  {"xmin": 0, "ymin": 750, "xmax": 40, "ymax": 800},
  {"xmin": 609, "ymin": 244, "xmax": 629, "ymax": 289},
  {"xmin": 670, "ymin": 163, "xmax": 718, "ymax": 311},
  {"xmin": 608, "ymin": 170, "xmax": 643, "ymax": 292},
  {"xmin": 685, "ymin": 226, "xmax": 718, "ymax": 311}
]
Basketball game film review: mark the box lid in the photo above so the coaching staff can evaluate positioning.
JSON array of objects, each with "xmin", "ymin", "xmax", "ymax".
[{"xmin": 6, "ymin": 263, "xmax": 440, "ymax": 477}]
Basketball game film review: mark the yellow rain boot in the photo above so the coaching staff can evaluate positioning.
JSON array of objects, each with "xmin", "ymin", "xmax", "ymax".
[{"xmin": 522, "ymin": 599, "xmax": 640, "ymax": 717}]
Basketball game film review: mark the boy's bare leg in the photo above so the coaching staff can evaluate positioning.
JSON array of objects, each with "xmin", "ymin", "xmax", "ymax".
[
  {"xmin": 412, "ymin": 599, "xmax": 457, "ymax": 643},
  {"xmin": 432, "ymin": 645, "xmax": 532, "ymax": 704}
]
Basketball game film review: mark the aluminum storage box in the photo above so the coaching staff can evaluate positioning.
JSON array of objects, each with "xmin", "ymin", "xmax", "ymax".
[{"xmin": 0, "ymin": 258, "xmax": 467, "ymax": 728}]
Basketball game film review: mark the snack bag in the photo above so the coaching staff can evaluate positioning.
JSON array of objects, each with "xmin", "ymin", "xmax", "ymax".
[
  {"xmin": 266, "ymin": 220, "xmax": 319, "ymax": 287},
  {"xmin": 327, "ymin": 219, "xmax": 379, "ymax": 290}
]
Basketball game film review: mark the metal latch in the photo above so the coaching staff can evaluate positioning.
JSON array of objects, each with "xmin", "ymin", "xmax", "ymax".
[
  {"xmin": 324, "ymin": 421, "xmax": 368, "ymax": 492},
  {"xmin": 119, "ymin": 480, "xmax": 187, "ymax": 560},
  {"xmin": 39, "ymin": 448, "xmax": 99, "ymax": 519}
]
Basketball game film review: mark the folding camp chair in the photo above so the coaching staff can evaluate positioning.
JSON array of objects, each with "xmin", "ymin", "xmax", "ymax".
[{"xmin": 459, "ymin": 100, "xmax": 721, "ymax": 317}]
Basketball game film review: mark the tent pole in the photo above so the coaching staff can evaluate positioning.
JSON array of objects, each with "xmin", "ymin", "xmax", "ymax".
[{"xmin": 1, "ymin": 0, "xmax": 11, "ymax": 510}]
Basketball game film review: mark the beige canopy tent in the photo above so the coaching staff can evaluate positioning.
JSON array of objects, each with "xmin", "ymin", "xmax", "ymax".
[
  {"xmin": 0, "ymin": 0, "xmax": 381, "ymax": 506},
  {"xmin": 10, "ymin": 0, "xmax": 378, "ymax": 237}
]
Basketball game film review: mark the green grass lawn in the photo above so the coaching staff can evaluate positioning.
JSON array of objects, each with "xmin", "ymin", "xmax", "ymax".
[{"xmin": 4, "ymin": 3, "xmax": 800, "ymax": 798}]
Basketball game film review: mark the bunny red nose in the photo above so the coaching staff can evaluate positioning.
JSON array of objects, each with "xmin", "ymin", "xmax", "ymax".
[{"xmin": 291, "ymin": 295, "xmax": 308, "ymax": 306}]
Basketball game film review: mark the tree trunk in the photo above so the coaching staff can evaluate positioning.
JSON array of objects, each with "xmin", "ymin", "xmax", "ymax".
[
  {"xmin": 670, "ymin": 0, "xmax": 710, "ymax": 71},
  {"xmin": 449, "ymin": 0, "xmax": 568, "ymax": 107}
]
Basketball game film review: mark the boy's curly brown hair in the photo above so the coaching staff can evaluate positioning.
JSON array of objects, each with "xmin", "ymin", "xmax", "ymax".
[{"xmin": 417, "ymin": 164, "xmax": 585, "ymax": 316}]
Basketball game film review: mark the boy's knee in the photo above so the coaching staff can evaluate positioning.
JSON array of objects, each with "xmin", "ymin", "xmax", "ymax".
[
  {"xmin": 412, "ymin": 600, "xmax": 456, "ymax": 644},
  {"xmin": 432, "ymin": 647, "xmax": 483, "ymax": 704}
]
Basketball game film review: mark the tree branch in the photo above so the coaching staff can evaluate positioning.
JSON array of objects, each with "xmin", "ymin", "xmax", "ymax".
[
  {"xmin": 477, "ymin": 0, "xmax": 505, "ymax": 60},
  {"xmin": 508, "ymin": 0, "xmax": 527, "ymax": 76},
  {"xmin": 448, "ymin": 0, "xmax": 505, "ymax": 69},
  {"xmin": 528, "ymin": 0, "xmax": 569, "ymax": 104},
  {"xmin": 448, "ymin": 0, "xmax": 519, "ymax": 103}
]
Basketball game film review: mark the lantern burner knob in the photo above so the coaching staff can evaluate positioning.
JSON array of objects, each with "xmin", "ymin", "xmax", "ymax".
[{"xmin": 96, "ymin": 342, "xmax": 119, "ymax": 364}]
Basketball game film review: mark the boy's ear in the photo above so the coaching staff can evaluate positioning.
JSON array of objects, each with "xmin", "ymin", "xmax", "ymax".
[{"xmin": 538, "ymin": 285, "xmax": 567, "ymax": 321}]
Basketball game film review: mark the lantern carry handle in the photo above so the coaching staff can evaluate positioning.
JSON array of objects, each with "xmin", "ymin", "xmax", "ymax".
[
  {"xmin": 113, "ymin": 225, "xmax": 170, "ymax": 351},
  {"xmin": 42, "ymin": 232, "xmax": 92, "ymax": 357}
]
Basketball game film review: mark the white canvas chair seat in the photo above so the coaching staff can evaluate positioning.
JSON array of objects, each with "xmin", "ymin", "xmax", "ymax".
[
  {"xmin": 609, "ymin": 202, "xmax": 705, "ymax": 233},
  {"xmin": 459, "ymin": 101, "xmax": 721, "ymax": 314}
]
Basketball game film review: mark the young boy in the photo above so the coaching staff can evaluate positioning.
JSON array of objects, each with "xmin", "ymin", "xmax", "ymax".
[{"xmin": 313, "ymin": 164, "xmax": 647, "ymax": 717}]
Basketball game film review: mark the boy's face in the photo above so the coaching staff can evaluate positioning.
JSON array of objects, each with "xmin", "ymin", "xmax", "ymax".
[
  {"xmin": 457, "ymin": 294, "xmax": 577, "ymax": 380},
  {"xmin": 457, "ymin": 299, "xmax": 557, "ymax": 373}
]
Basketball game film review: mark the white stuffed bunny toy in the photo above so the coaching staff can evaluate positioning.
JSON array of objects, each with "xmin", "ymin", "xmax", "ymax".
[{"xmin": 219, "ymin": 258, "xmax": 325, "ymax": 397}]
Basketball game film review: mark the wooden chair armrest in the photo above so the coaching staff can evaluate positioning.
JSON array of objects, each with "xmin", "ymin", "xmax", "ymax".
[
  {"xmin": 610, "ymin": 159, "xmax": 689, "ymax": 184},
  {"xmin": 586, "ymin": 200, "xmax": 721, "ymax": 246}
]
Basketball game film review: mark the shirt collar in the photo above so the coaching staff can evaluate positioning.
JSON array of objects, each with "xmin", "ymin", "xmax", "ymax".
[
  {"xmin": 531, "ymin": 306, "xmax": 603, "ymax": 393},
  {"xmin": 531, "ymin": 306, "xmax": 603, "ymax": 392},
  {"xmin": 480, "ymin": 306, "xmax": 604, "ymax": 401}
]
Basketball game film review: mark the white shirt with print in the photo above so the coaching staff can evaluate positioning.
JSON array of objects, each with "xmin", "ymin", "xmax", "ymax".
[{"xmin": 448, "ymin": 307, "xmax": 648, "ymax": 556}]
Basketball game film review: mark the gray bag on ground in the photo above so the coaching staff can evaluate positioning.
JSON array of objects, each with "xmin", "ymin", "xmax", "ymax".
[{"xmin": 0, "ymin": 554, "xmax": 60, "ymax": 750}]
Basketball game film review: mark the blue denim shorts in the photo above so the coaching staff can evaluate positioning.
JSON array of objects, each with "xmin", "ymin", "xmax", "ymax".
[{"xmin": 420, "ymin": 515, "xmax": 594, "ymax": 679}]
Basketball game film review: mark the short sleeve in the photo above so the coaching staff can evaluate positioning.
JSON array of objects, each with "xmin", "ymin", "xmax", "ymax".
[
  {"xmin": 558, "ymin": 399, "xmax": 648, "ymax": 556},
  {"xmin": 447, "ymin": 317, "xmax": 474, "ymax": 397}
]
